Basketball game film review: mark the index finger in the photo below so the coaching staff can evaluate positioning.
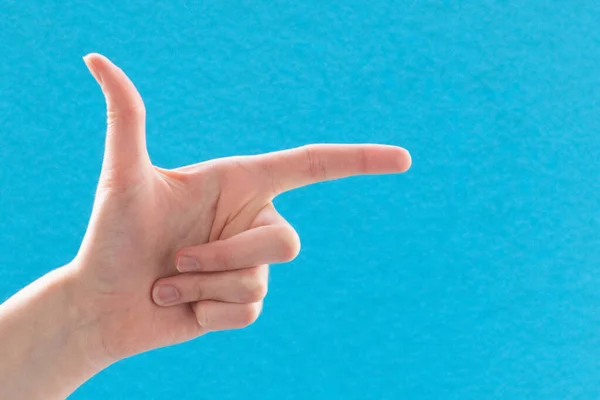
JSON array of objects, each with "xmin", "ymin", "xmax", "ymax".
[{"xmin": 248, "ymin": 144, "xmax": 411, "ymax": 195}]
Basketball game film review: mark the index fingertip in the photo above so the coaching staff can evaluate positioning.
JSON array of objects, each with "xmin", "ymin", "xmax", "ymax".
[{"xmin": 396, "ymin": 148, "xmax": 412, "ymax": 172}]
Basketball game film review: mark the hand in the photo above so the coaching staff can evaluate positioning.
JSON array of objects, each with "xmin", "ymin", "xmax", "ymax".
[{"xmin": 72, "ymin": 53, "xmax": 412, "ymax": 364}]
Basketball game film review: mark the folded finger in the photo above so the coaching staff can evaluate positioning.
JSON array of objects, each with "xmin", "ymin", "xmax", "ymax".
[
  {"xmin": 175, "ymin": 223, "xmax": 300, "ymax": 273},
  {"xmin": 152, "ymin": 265, "xmax": 269, "ymax": 306},
  {"xmin": 193, "ymin": 300, "xmax": 264, "ymax": 332}
]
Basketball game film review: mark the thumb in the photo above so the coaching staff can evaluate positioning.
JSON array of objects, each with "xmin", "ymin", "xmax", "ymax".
[{"xmin": 83, "ymin": 53, "xmax": 151, "ymax": 185}]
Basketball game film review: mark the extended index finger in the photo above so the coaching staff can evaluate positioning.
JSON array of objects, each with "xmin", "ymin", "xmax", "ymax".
[{"xmin": 248, "ymin": 144, "xmax": 411, "ymax": 195}]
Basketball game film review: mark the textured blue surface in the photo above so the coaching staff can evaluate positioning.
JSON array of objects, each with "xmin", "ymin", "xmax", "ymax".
[{"xmin": 1, "ymin": 1, "xmax": 600, "ymax": 398}]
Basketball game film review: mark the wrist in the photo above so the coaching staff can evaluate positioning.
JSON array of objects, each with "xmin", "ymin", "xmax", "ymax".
[
  {"xmin": 59, "ymin": 261, "xmax": 119, "ymax": 370},
  {"xmin": 0, "ymin": 264, "xmax": 114, "ymax": 399}
]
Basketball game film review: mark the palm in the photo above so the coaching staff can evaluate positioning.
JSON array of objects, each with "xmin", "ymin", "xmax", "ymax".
[
  {"xmin": 77, "ymin": 166, "xmax": 218, "ymax": 359},
  {"xmin": 75, "ymin": 53, "xmax": 411, "ymax": 361}
]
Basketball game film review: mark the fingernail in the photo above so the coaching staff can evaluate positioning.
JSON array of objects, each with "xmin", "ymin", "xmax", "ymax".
[
  {"xmin": 153, "ymin": 285, "xmax": 180, "ymax": 306},
  {"xmin": 176, "ymin": 255, "xmax": 199, "ymax": 272},
  {"xmin": 82, "ymin": 54, "xmax": 103, "ymax": 85}
]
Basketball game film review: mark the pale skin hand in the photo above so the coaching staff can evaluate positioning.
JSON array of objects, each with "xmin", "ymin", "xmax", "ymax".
[{"xmin": 0, "ymin": 53, "xmax": 411, "ymax": 399}]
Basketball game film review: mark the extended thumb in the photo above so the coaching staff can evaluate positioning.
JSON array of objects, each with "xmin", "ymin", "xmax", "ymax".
[{"xmin": 83, "ymin": 53, "xmax": 151, "ymax": 182}]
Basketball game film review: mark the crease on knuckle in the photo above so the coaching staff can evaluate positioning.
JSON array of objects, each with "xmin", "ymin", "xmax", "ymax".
[
  {"xmin": 358, "ymin": 147, "xmax": 368, "ymax": 174},
  {"xmin": 257, "ymin": 159, "xmax": 282, "ymax": 194},
  {"xmin": 303, "ymin": 145, "xmax": 327, "ymax": 180},
  {"xmin": 107, "ymin": 103, "xmax": 146, "ymax": 125}
]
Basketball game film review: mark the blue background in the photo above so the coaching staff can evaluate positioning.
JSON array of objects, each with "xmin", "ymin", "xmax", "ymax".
[{"xmin": 1, "ymin": 1, "xmax": 600, "ymax": 398}]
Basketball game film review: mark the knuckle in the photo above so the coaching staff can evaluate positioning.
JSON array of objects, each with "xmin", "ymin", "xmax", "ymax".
[
  {"xmin": 107, "ymin": 103, "xmax": 146, "ymax": 125},
  {"xmin": 241, "ymin": 267, "xmax": 268, "ymax": 302},
  {"xmin": 213, "ymin": 248, "xmax": 232, "ymax": 271},
  {"xmin": 358, "ymin": 147, "xmax": 368, "ymax": 174},
  {"xmin": 277, "ymin": 227, "xmax": 301, "ymax": 262},
  {"xmin": 238, "ymin": 303, "xmax": 262, "ymax": 327},
  {"xmin": 250, "ymin": 280, "xmax": 268, "ymax": 302},
  {"xmin": 303, "ymin": 145, "xmax": 327, "ymax": 180},
  {"xmin": 241, "ymin": 266, "xmax": 263, "ymax": 282},
  {"xmin": 256, "ymin": 159, "xmax": 283, "ymax": 194}
]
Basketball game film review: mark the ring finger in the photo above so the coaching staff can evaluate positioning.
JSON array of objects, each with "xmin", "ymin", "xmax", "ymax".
[{"xmin": 153, "ymin": 264, "xmax": 269, "ymax": 306}]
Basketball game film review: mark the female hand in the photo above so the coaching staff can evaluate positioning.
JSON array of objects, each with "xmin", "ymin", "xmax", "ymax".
[{"xmin": 70, "ymin": 53, "xmax": 412, "ymax": 365}]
